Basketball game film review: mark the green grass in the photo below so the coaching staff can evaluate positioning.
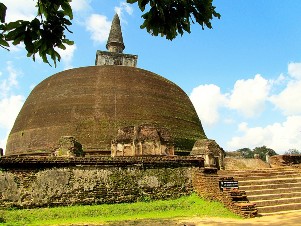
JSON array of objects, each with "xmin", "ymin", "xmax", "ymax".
[{"xmin": 0, "ymin": 193, "xmax": 240, "ymax": 225}]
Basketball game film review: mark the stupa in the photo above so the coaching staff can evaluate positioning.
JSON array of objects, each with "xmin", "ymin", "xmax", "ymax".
[{"xmin": 5, "ymin": 14, "xmax": 206, "ymax": 157}]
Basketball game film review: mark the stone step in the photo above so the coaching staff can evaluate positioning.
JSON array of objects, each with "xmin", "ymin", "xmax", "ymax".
[
  {"xmin": 246, "ymin": 186, "xmax": 301, "ymax": 195},
  {"xmin": 238, "ymin": 177, "xmax": 301, "ymax": 186},
  {"xmin": 219, "ymin": 173, "xmax": 300, "ymax": 182},
  {"xmin": 254, "ymin": 197, "xmax": 301, "ymax": 207},
  {"xmin": 219, "ymin": 168, "xmax": 301, "ymax": 215},
  {"xmin": 230, "ymin": 173, "xmax": 300, "ymax": 178},
  {"xmin": 229, "ymin": 174, "xmax": 301, "ymax": 181},
  {"xmin": 248, "ymin": 191, "xmax": 301, "ymax": 201},
  {"xmin": 219, "ymin": 171, "xmax": 300, "ymax": 179},
  {"xmin": 219, "ymin": 169, "xmax": 298, "ymax": 174},
  {"xmin": 256, "ymin": 202, "xmax": 301, "ymax": 214},
  {"xmin": 259, "ymin": 209, "xmax": 301, "ymax": 216},
  {"xmin": 240, "ymin": 182, "xmax": 301, "ymax": 190},
  {"xmin": 219, "ymin": 168, "xmax": 297, "ymax": 174}
]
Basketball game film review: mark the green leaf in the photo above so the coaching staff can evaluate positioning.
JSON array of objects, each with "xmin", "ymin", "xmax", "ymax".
[
  {"xmin": 136, "ymin": 0, "xmax": 220, "ymax": 40},
  {"xmin": 30, "ymin": 18, "xmax": 41, "ymax": 30},
  {"xmin": 27, "ymin": 51, "xmax": 33, "ymax": 57},
  {"xmin": 0, "ymin": 3, "xmax": 7, "ymax": 23},
  {"xmin": 5, "ymin": 20, "xmax": 23, "ymax": 30},
  {"xmin": 62, "ymin": 39, "xmax": 74, "ymax": 45},
  {"xmin": 24, "ymin": 33, "xmax": 34, "ymax": 53},
  {"xmin": 6, "ymin": 26, "xmax": 27, "ymax": 41},
  {"xmin": 40, "ymin": 51, "xmax": 50, "ymax": 65},
  {"xmin": 61, "ymin": 1, "xmax": 73, "ymax": 20},
  {"xmin": 12, "ymin": 35, "xmax": 25, "ymax": 45},
  {"xmin": 138, "ymin": 0, "xmax": 149, "ymax": 11},
  {"xmin": 126, "ymin": 0, "xmax": 138, "ymax": 4},
  {"xmin": 40, "ymin": 42, "xmax": 48, "ymax": 53},
  {"xmin": 0, "ymin": 37, "xmax": 9, "ymax": 47},
  {"xmin": 58, "ymin": 43, "xmax": 66, "ymax": 50}
]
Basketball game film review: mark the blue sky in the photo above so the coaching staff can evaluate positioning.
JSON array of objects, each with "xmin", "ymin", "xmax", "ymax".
[{"xmin": 1, "ymin": 0, "xmax": 301, "ymax": 154}]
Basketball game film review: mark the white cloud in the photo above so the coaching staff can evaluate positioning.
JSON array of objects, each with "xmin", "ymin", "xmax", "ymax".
[
  {"xmin": 190, "ymin": 62, "xmax": 301, "ymax": 153},
  {"xmin": 228, "ymin": 74, "xmax": 270, "ymax": 117},
  {"xmin": 82, "ymin": 2, "xmax": 133, "ymax": 44},
  {"xmin": 6, "ymin": 62, "xmax": 19, "ymax": 87},
  {"xmin": 85, "ymin": 14, "xmax": 111, "ymax": 44},
  {"xmin": 190, "ymin": 84, "xmax": 227, "ymax": 126},
  {"xmin": 288, "ymin": 62, "xmax": 301, "ymax": 80},
  {"xmin": 269, "ymin": 73, "xmax": 286, "ymax": 86},
  {"xmin": 114, "ymin": 2, "xmax": 134, "ymax": 23},
  {"xmin": 8, "ymin": 43, "xmax": 24, "ymax": 52},
  {"xmin": 190, "ymin": 74, "xmax": 271, "ymax": 126},
  {"xmin": 56, "ymin": 44, "xmax": 77, "ymax": 70},
  {"xmin": 270, "ymin": 80, "xmax": 301, "ymax": 115},
  {"xmin": 0, "ymin": 132, "xmax": 8, "ymax": 150},
  {"xmin": 227, "ymin": 116, "xmax": 301, "ymax": 154},
  {"xmin": 270, "ymin": 62, "xmax": 301, "ymax": 115},
  {"xmin": 70, "ymin": 0, "xmax": 92, "ymax": 13},
  {"xmin": 0, "ymin": 95, "xmax": 24, "ymax": 129},
  {"xmin": 3, "ymin": 0, "xmax": 93, "ymax": 22},
  {"xmin": 1, "ymin": 0, "xmax": 36, "ymax": 22},
  {"xmin": 0, "ymin": 62, "xmax": 25, "ymax": 152},
  {"xmin": 29, "ymin": 84, "xmax": 36, "ymax": 90},
  {"xmin": 0, "ymin": 61, "xmax": 21, "ymax": 97}
]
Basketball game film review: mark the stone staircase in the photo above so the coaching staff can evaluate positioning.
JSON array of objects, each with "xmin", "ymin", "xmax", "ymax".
[{"xmin": 218, "ymin": 167, "xmax": 301, "ymax": 215}]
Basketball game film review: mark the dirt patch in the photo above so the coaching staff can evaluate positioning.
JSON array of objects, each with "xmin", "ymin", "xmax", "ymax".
[
  {"xmin": 177, "ymin": 212, "xmax": 301, "ymax": 226},
  {"xmin": 224, "ymin": 157, "xmax": 270, "ymax": 170},
  {"xmin": 100, "ymin": 211, "xmax": 301, "ymax": 226}
]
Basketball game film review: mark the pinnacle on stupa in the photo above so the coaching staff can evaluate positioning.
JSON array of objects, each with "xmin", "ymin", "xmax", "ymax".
[{"xmin": 106, "ymin": 13, "xmax": 125, "ymax": 53}]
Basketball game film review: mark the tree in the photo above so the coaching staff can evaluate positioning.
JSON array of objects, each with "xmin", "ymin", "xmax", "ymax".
[
  {"xmin": 0, "ymin": 0, "xmax": 73, "ymax": 67},
  {"xmin": 285, "ymin": 149, "xmax": 301, "ymax": 155},
  {"xmin": 253, "ymin": 146, "xmax": 278, "ymax": 162},
  {"xmin": 128, "ymin": 0, "xmax": 220, "ymax": 40},
  {"xmin": 0, "ymin": 0, "xmax": 220, "ymax": 66},
  {"xmin": 236, "ymin": 148, "xmax": 253, "ymax": 159}
]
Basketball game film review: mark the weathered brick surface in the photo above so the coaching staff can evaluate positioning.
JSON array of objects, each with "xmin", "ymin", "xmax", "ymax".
[
  {"xmin": 6, "ymin": 66, "xmax": 206, "ymax": 156},
  {"xmin": 192, "ymin": 168, "xmax": 257, "ymax": 218},
  {"xmin": 0, "ymin": 156, "xmax": 201, "ymax": 208}
]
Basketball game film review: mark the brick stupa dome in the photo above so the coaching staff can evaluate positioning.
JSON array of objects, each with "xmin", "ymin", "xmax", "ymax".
[
  {"xmin": 5, "ymin": 14, "xmax": 206, "ymax": 156},
  {"xmin": 6, "ymin": 66, "xmax": 206, "ymax": 156}
]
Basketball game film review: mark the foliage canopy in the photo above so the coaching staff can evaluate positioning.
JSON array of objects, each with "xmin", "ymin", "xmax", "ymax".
[
  {"xmin": 253, "ymin": 146, "xmax": 277, "ymax": 161},
  {"xmin": 0, "ymin": 0, "xmax": 220, "ymax": 66},
  {"xmin": 229, "ymin": 146, "xmax": 278, "ymax": 162},
  {"xmin": 236, "ymin": 148, "xmax": 253, "ymax": 159},
  {"xmin": 0, "ymin": 0, "xmax": 73, "ymax": 67},
  {"xmin": 285, "ymin": 149, "xmax": 301, "ymax": 155}
]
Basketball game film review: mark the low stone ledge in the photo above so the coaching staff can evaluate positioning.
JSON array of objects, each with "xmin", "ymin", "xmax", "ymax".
[{"xmin": 0, "ymin": 156, "xmax": 204, "ymax": 169}]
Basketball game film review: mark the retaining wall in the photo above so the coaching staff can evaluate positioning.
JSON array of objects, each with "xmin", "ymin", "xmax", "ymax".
[{"xmin": 0, "ymin": 156, "xmax": 203, "ymax": 208}]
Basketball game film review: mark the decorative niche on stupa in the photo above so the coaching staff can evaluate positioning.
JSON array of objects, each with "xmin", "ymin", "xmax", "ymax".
[{"xmin": 111, "ymin": 124, "xmax": 174, "ymax": 157}]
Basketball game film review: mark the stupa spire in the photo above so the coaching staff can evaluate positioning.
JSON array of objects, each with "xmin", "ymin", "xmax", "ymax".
[
  {"xmin": 106, "ymin": 13, "xmax": 125, "ymax": 53},
  {"xmin": 95, "ymin": 13, "xmax": 137, "ymax": 67}
]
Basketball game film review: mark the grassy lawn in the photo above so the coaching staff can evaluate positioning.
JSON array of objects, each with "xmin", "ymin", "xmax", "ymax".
[{"xmin": 0, "ymin": 193, "xmax": 240, "ymax": 225}]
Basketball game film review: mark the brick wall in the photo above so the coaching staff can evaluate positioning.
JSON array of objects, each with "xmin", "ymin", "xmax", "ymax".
[
  {"xmin": 192, "ymin": 168, "xmax": 257, "ymax": 218},
  {"xmin": 0, "ymin": 156, "xmax": 200, "ymax": 208}
]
